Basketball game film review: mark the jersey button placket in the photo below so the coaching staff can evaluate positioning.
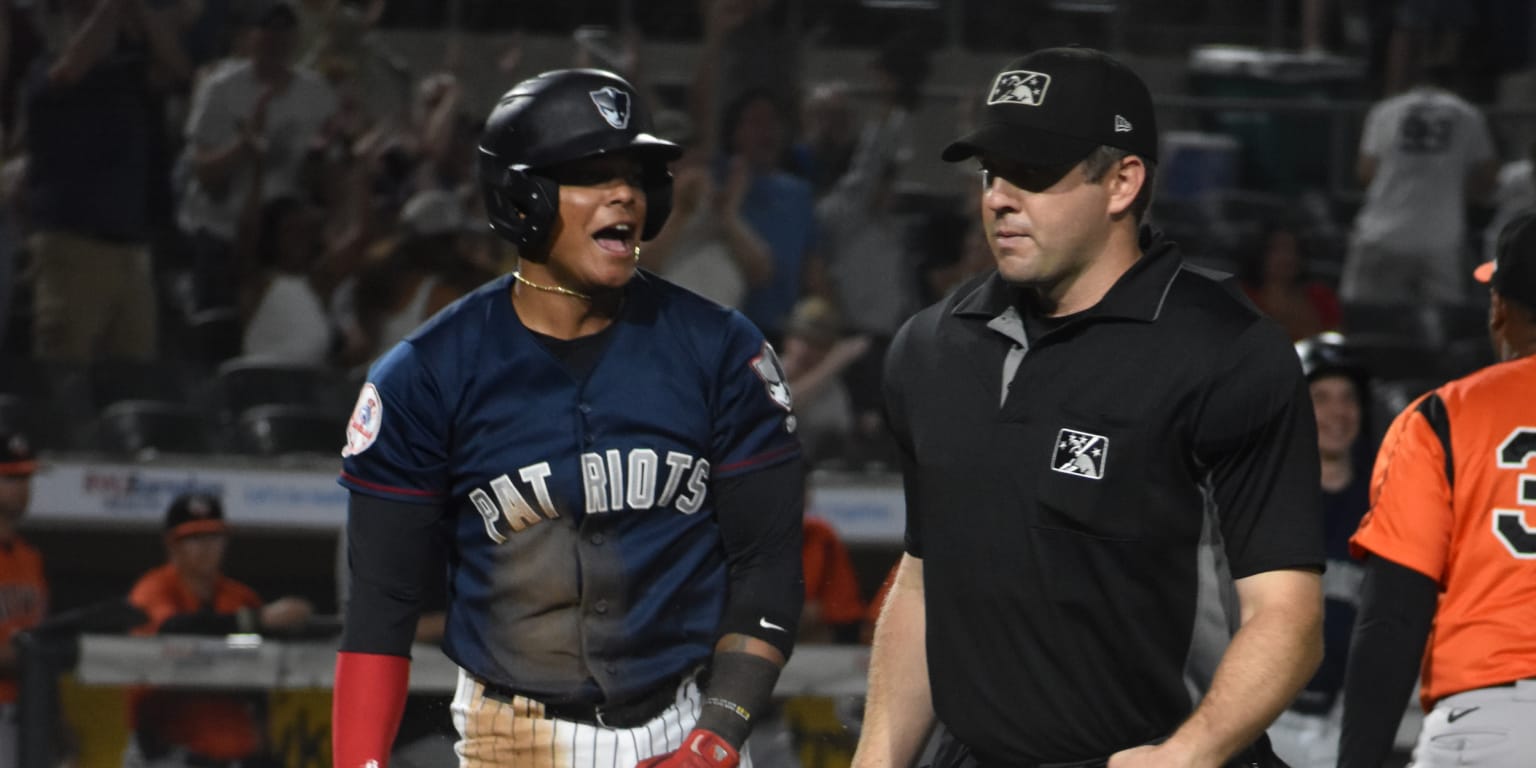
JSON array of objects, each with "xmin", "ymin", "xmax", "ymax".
[{"xmin": 579, "ymin": 402, "xmax": 596, "ymax": 446}]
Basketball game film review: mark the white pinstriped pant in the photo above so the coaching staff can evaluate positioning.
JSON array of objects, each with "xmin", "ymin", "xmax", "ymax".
[{"xmin": 450, "ymin": 669, "xmax": 756, "ymax": 768}]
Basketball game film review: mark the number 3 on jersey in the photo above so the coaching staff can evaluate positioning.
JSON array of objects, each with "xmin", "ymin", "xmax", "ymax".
[{"xmin": 1494, "ymin": 428, "xmax": 1536, "ymax": 558}]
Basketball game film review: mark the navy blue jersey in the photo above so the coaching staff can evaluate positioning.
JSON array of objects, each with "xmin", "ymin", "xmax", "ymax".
[{"xmin": 339, "ymin": 271, "xmax": 800, "ymax": 703}]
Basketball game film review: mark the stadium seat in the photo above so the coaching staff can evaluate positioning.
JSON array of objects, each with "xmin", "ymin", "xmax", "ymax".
[
  {"xmin": 0, "ymin": 394, "xmax": 25, "ymax": 435},
  {"xmin": 0, "ymin": 359, "xmax": 94, "ymax": 450},
  {"xmin": 188, "ymin": 308, "xmax": 243, "ymax": 366},
  {"xmin": 214, "ymin": 359, "xmax": 330, "ymax": 416},
  {"xmin": 89, "ymin": 358, "xmax": 196, "ymax": 410},
  {"xmin": 232, "ymin": 404, "xmax": 344, "ymax": 457},
  {"xmin": 97, "ymin": 400, "xmax": 214, "ymax": 456}
]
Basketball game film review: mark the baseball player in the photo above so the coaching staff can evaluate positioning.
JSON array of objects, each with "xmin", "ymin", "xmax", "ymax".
[
  {"xmin": 332, "ymin": 68, "xmax": 805, "ymax": 768},
  {"xmin": 0, "ymin": 431, "xmax": 45, "ymax": 768},
  {"xmin": 1339, "ymin": 212, "xmax": 1536, "ymax": 767}
]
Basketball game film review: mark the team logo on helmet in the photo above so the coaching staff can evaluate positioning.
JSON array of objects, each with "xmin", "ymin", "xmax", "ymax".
[
  {"xmin": 589, "ymin": 86, "xmax": 632, "ymax": 130},
  {"xmin": 1051, "ymin": 428, "xmax": 1107, "ymax": 480},
  {"xmin": 987, "ymin": 70, "xmax": 1050, "ymax": 107}
]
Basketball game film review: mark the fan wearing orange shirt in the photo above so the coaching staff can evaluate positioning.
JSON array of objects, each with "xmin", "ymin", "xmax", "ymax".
[
  {"xmin": 124, "ymin": 493, "xmax": 313, "ymax": 768},
  {"xmin": 1339, "ymin": 212, "xmax": 1536, "ymax": 768},
  {"xmin": 801, "ymin": 515, "xmax": 865, "ymax": 644},
  {"xmin": 0, "ymin": 431, "xmax": 45, "ymax": 768}
]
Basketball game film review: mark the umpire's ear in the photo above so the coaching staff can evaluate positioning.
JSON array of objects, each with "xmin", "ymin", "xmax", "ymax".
[{"xmin": 1104, "ymin": 153, "xmax": 1145, "ymax": 220}]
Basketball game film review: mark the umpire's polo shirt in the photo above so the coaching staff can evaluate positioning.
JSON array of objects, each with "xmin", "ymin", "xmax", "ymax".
[{"xmin": 884, "ymin": 228, "xmax": 1323, "ymax": 764}]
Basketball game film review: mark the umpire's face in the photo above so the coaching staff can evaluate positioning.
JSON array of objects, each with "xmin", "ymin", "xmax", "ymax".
[
  {"xmin": 536, "ymin": 154, "xmax": 648, "ymax": 292},
  {"xmin": 979, "ymin": 152, "xmax": 1141, "ymax": 292}
]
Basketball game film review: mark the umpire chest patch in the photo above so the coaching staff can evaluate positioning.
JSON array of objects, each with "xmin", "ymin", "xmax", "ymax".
[{"xmin": 1052, "ymin": 428, "xmax": 1107, "ymax": 480}]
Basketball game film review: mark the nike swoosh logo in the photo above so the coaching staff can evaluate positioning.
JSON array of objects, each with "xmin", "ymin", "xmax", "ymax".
[
  {"xmin": 1448, "ymin": 706, "xmax": 1480, "ymax": 723},
  {"xmin": 759, "ymin": 617, "xmax": 786, "ymax": 632}
]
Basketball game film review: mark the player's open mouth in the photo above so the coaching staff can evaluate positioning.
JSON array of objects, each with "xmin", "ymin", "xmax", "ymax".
[{"xmin": 593, "ymin": 223, "xmax": 636, "ymax": 255}]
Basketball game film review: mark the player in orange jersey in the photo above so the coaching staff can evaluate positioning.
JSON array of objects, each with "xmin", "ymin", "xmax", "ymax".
[
  {"xmin": 801, "ymin": 515, "xmax": 865, "ymax": 644},
  {"xmin": 124, "ymin": 493, "xmax": 312, "ymax": 768},
  {"xmin": 1339, "ymin": 211, "xmax": 1536, "ymax": 768},
  {"xmin": 0, "ymin": 431, "xmax": 45, "ymax": 768}
]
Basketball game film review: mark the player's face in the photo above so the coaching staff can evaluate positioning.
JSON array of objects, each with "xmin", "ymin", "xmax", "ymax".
[
  {"xmin": 0, "ymin": 476, "xmax": 30, "ymax": 526},
  {"xmin": 979, "ymin": 157, "xmax": 1113, "ymax": 289},
  {"xmin": 1309, "ymin": 375, "xmax": 1361, "ymax": 459},
  {"xmin": 170, "ymin": 532, "xmax": 229, "ymax": 579},
  {"xmin": 540, "ymin": 154, "xmax": 649, "ymax": 291}
]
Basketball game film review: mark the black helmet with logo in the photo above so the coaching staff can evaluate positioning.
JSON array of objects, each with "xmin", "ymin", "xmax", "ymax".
[{"xmin": 477, "ymin": 69, "xmax": 682, "ymax": 248}]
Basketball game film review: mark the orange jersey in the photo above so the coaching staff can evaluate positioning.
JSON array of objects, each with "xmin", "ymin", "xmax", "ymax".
[
  {"xmin": 1350, "ymin": 354, "xmax": 1536, "ymax": 708},
  {"xmin": 126, "ymin": 564, "xmax": 265, "ymax": 760},
  {"xmin": 0, "ymin": 536, "xmax": 47, "ymax": 703},
  {"xmin": 803, "ymin": 517, "xmax": 865, "ymax": 625}
]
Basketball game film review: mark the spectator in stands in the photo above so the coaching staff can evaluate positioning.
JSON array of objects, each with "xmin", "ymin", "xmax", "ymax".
[
  {"xmin": 0, "ymin": 151, "xmax": 21, "ymax": 351},
  {"xmin": 706, "ymin": 0, "xmax": 801, "ymax": 131},
  {"xmin": 22, "ymin": 0, "xmax": 189, "ymax": 363},
  {"xmin": 342, "ymin": 189, "xmax": 497, "ymax": 367},
  {"xmin": 793, "ymin": 81, "xmax": 857, "ymax": 198},
  {"xmin": 691, "ymin": 0, "xmax": 816, "ymax": 343},
  {"xmin": 801, "ymin": 511, "xmax": 865, "ymax": 644},
  {"xmin": 1340, "ymin": 61, "xmax": 1495, "ymax": 307},
  {"xmin": 780, "ymin": 296, "xmax": 867, "ymax": 467},
  {"xmin": 1241, "ymin": 214, "xmax": 1343, "ymax": 341},
  {"xmin": 1382, "ymin": 0, "xmax": 1478, "ymax": 96},
  {"xmin": 640, "ymin": 124, "xmax": 772, "ymax": 310},
  {"xmin": 916, "ymin": 215, "xmax": 992, "ymax": 307},
  {"xmin": 237, "ymin": 196, "xmax": 337, "ymax": 365},
  {"xmin": 1267, "ymin": 334, "xmax": 1372, "ymax": 768},
  {"xmin": 124, "ymin": 492, "xmax": 313, "ymax": 768},
  {"xmin": 176, "ymin": 0, "xmax": 337, "ymax": 312},
  {"xmin": 1483, "ymin": 138, "xmax": 1535, "ymax": 268},
  {"xmin": 814, "ymin": 38, "xmax": 929, "ymax": 435},
  {"xmin": 0, "ymin": 431, "xmax": 45, "ymax": 768}
]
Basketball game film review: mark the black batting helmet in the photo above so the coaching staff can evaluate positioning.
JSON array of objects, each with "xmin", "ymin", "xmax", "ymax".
[
  {"xmin": 478, "ymin": 69, "xmax": 682, "ymax": 248},
  {"xmin": 1295, "ymin": 332, "xmax": 1370, "ymax": 390}
]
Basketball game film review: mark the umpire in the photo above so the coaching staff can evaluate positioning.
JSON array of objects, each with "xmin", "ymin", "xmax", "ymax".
[{"xmin": 852, "ymin": 47, "xmax": 1325, "ymax": 768}]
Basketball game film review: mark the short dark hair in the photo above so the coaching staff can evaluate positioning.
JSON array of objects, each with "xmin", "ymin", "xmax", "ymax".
[{"xmin": 1081, "ymin": 146, "xmax": 1156, "ymax": 223}]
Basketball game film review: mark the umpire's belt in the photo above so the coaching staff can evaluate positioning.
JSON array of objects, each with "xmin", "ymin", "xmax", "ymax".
[{"xmin": 483, "ymin": 677, "xmax": 681, "ymax": 729}]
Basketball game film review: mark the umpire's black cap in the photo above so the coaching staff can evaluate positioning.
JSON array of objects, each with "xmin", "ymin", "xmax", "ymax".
[
  {"xmin": 1477, "ymin": 211, "xmax": 1536, "ymax": 310},
  {"xmin": 943, "ymin": 46, "xmax": 1158, "ymax": 167}
]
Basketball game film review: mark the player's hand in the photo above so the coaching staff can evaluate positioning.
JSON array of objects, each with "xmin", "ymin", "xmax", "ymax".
[
  {"xmin": 1107, "ymin": 741, "xmax": 1212, "ymax": 768},
  {"xmin": 260, "ymin": 596, "xmax": 314, "ymax": 631},
  {"xmin": 635, "ymin": 729, "xmax": 739, "ymax": 768}
]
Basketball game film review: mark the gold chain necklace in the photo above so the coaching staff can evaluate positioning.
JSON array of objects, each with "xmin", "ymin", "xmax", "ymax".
[{"xmin": 511, "ymin": 270, "xmax": 591, "ymax": 301}]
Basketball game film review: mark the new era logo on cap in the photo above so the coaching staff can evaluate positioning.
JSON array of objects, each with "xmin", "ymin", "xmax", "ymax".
[
  {"xmin": 1115, "ymin": 115, "xmax": 1133, "ymax": 133},
  {"xmin": 988, "ymin": 70, "xmax": 1051, "ymax": 107}
]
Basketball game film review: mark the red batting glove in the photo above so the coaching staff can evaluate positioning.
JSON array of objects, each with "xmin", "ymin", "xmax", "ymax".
[{"xmin": 635, "ymin": 729, "xmax": 740, "ymax": 768}]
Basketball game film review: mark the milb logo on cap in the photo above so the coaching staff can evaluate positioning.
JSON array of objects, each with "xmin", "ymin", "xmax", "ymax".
[{"xmin": 988, "ymin": 70, "xmax": 1051, "ymax": 107}]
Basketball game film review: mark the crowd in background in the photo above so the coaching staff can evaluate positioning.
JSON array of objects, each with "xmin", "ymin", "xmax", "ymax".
[{"xmin": 0, "ymin": 0, "xmax": 1532, "ymax": 469}]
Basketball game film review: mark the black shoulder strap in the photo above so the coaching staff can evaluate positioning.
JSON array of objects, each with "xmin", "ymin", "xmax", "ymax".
[{"xmin": 1415, "ymin": 392, "xmax": 1454, "ymax": 490}]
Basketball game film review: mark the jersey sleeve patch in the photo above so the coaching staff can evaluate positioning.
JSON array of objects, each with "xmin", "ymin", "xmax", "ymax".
[
  {"xmin": 343, "ymin": 383, "xmax": 384, "ymax": 458},
  {"xmin": 750, "ymin": 341, "xmax": 793, "ymax": 413}
]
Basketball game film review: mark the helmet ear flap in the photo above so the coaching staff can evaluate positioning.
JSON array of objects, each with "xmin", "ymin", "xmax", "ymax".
[
  {"xmin": 641, "ymin": 167, "xmax": 673, "ymax": 241},
  {"xmin": 481, "ymin": 158, "xmax": 560, "ymax": 248}
]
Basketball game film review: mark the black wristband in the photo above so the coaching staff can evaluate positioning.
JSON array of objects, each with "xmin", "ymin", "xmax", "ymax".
[{"xmin": 695, "ymin": 651, "xmax": 782, "ymax": 748}]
